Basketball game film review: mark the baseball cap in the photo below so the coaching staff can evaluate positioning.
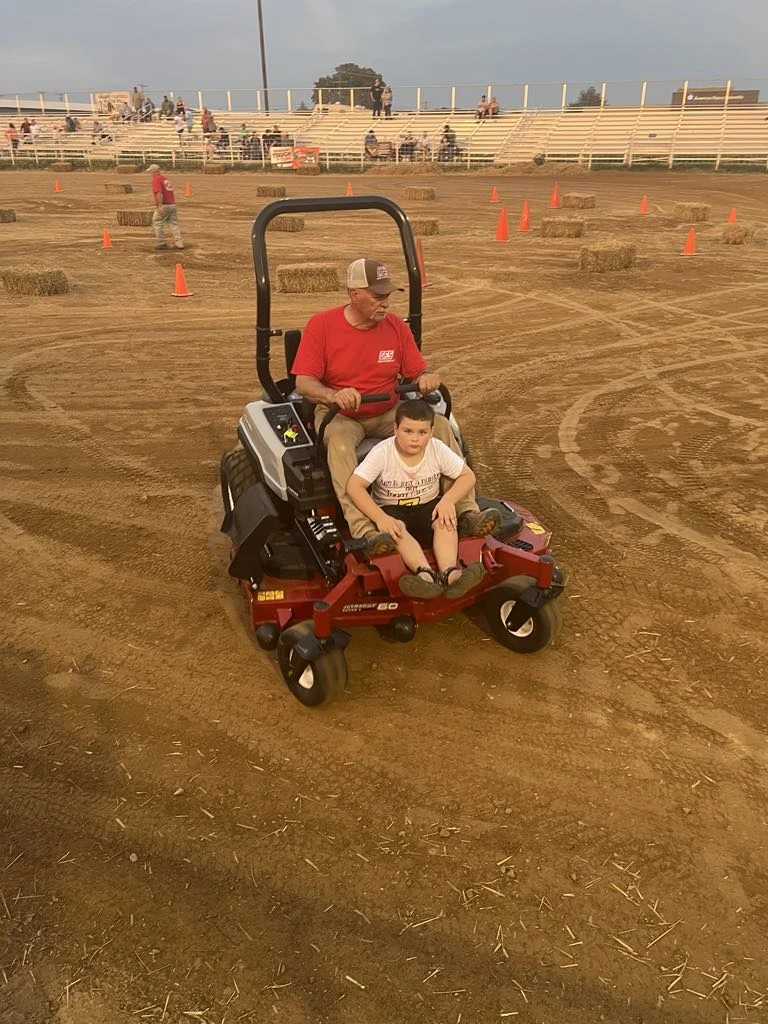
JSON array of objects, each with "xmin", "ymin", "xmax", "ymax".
[
  {"xmin": 146, "ymin": 163, "xmax": 160, "ymax": 173},
  {"xmin": 346, "ymin": 258, "xmax": 404, "ymax": 296}
]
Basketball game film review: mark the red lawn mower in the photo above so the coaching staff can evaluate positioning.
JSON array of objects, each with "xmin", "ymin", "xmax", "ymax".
[{"xmin": 220, "ymin": 195, "xmax": 565, "ymax": 706}]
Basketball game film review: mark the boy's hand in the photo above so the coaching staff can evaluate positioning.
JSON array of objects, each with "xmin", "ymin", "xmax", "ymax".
[
  {"xmin": 375, "ymin": 514, "xmax": 404, "ymax": 539},
  {"xmin": 432, "ymin": 498, "xmax": 457, "ymax": 530}
]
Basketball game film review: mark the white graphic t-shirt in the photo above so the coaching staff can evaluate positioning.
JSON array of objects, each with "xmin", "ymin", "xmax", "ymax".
[{"xmin": 353, "ymin": 437, "xmax": 465, "ymax": 507}]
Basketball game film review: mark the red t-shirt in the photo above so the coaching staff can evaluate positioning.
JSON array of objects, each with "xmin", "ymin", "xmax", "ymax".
[
  {"xmin": 152, "ymin": 173, "xmax": 175, "ymax": 205},
  {"xmin": 291, "ymin": 306, "xmax": 426, "ymax": 419}
]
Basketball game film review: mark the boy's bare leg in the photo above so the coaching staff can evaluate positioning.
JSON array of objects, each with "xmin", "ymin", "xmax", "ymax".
[
  {"xmin": 394, "ymin": 529, "xmax": 432, "ymax": 580},
  {"xmin": 432, "ymin": 524, "xmax": 461, "ymax": 584}
]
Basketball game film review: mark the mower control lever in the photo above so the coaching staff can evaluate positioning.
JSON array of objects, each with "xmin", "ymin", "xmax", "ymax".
[
  {"xmin": 395, "ymin": 381, "xmax": 448, "ymax": 411},
  {"xmin": 314, "ymin": 393, "xmax": 391, "ymax": 465}
]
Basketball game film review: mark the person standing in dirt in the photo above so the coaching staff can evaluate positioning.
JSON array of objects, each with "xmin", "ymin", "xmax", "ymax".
[{"xmin": 147, "ymin": 163, "xmax": 184, "ymax": 250}]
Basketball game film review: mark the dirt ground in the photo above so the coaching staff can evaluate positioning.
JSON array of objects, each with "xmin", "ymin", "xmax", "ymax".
[{"xmin": 1, "ymin": 166, "xmax": 767, "ymax": 1024}]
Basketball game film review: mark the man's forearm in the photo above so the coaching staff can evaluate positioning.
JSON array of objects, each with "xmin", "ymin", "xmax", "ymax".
[{"xmin": 295, "ymin": 374, "xmax": 337, "ymax": 405}]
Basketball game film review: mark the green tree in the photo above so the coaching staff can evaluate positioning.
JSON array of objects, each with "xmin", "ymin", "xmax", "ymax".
[
  {"xmin": 569, "ymin": 86, "xmax": 602, "ymax": 108},
  {"xmin": 312, "ymin": 63, "xmax": 385, "ymax": 109}
]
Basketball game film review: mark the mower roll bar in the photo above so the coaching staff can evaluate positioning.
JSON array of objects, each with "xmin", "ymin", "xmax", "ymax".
[{"xmin": 251, "ymin": 196, "xmax": 423, "ymax": 405}]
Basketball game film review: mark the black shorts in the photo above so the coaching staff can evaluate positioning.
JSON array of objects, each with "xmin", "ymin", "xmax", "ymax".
[{"xmin": 380, "ymin": 497, "xmax": 439, "ymax": 548}]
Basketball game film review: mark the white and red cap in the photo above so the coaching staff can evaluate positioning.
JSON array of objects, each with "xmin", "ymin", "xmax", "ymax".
[{"xmin": 346, "ymin": 258, "xmax": 404, "ymax": 296}]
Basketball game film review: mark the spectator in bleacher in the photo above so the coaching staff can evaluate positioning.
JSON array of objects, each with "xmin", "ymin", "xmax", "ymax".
[
  {"xmin": 175, "ymin": 97, "xmax": 186, "ymax": 117},
  {"xmin": 29, "ymin": 119, "xmax": 41, "ymax": 143},
  {"xmin": 131, "ymin": 86, "xmax": 144, "ymax": 112},
  {"xmin": 216, "ymin": 126, "xmax": 230, "ymax": 153},
  {"xmin": 185, "ymin": 106, "xmax": 194, "ymax": 134},
  {"xmin": 238, "ymin": 123, "xmax": 252, "ymax": 157},
  {"xmin": 119, "ymin": 101, "xmax": 133, "ymax": 122},
  {"xmin": 475, "ymin": 95, "xmax": 489, "ymax": 120},
  {"xmin": 160, "ymin": 95, "xmax": 174, "ymax": 119},
  {"xmin": 438, "ymin": 123, "xmax": 459, "ymax": 161},
  {"xmin": 417, "ymin": 132, "xmax": 432, "ymax": 160},
  {"xmin": 5, "ymin": 123, "xmax": 19, "ymax": 151},
  {"xmin": 65, "ymin": 114, "xmax": 78, "ymax": 133},
  {"xmin": 20, "ymin": 118, "xmax": 31, "ymax": 139},
  {"xmin": 91, "ymin": 119, "xmax": 112, "ymax": 144},
  {"xmin": 147, "ymin": 163, "xmax": 184, "ymax": 250},
  {"xmin": 370, "ymin": 78, "xmax": 383, "ymax": 118},
  {"xmin": 173, "ymin": 113, "xmax": 186, "ymax": 145},
  {"xmin": 382, "ymin": 85, "xmax": 393, "ymax": 118},
  {"xmin": 140, "ymin": 97, "xmax": 155, "ymax": 123},
  {"xmin": 201, "ymin": 108, "xmax": 217, "ymax": 136},
  {"xmin": 398, "ymin": 132, "xmax": 417, "ymax": 161},
  {"xmin": 488, "ymin": 95, "xmax": 500, "ymax": 117}
]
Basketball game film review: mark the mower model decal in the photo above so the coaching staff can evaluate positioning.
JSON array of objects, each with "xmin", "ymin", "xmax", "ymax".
[
  {"xmin": 377, "ymin": 602, "xmax": 399, "ymax": 611},
  {"xmin": 378, "ymin": 349, "xmax": 395, "ymax": 363},
  {"xmin": 525, "ymin": 522, "xmax": 547, "ymax": 535},
  {"xmin": 342, "ymin": 602, "xmax": 379, "ymax": 612},
  {"xmin": 256, "ymin": 589, "xmax": 285, "ymax": 601}
]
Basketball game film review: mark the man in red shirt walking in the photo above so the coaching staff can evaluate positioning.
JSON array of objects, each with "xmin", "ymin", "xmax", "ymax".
[
  {"xmin": 146, "ymin": 163, "xmax": 184, "ymax": 250},
  {"xmin": 292, "ymin": 258, "xmax": 499, "ymax": 555}
]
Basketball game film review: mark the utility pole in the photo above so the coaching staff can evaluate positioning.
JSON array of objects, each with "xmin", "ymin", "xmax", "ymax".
[{"xmin": 257, "ymin": 0, "xmax": 270, "ymax": 113}]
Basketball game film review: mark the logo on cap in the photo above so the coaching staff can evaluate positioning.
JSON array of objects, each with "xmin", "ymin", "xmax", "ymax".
[{"xmin": 376, "ymin": 264, "xmax": 389, "ymax": 280}]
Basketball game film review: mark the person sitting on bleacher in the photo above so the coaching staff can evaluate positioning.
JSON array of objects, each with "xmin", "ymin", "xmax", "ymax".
[
  {"xmin": 216, "ymin": 126, "xmax": 230, "ymax": 153},
  {"xmin": 364, "ymin": 128, "xmax": 378, "ymax": 159},
  {"xmin": 160, "ymin": 95, "xmax": 174, "ymax": 119},
  {"xmin": 488, "ymin": 95, "xmax": 500, "ymax": 117},
  {"xmin": 475, "ymin": 95, "xmax": 490, "ymax": 120},
  {"xmin": 65, "ymin": 115, "xmax": 78, "ymax": 133}
]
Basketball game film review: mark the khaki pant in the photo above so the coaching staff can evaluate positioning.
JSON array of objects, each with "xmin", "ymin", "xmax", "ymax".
[
  {"xmin": 315, "ymin": 405, "xmax": 478, "ymax": 538},
  {"xmin": 153, "ymin": 204, "xmax": 183, "ymax": 245}
]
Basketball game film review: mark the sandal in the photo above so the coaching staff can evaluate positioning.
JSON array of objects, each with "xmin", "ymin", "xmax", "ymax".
[
  {"xmin": 398, "ymin": 566, "xmax": 444, "ymax": 600},
  {"xmin": 443, "ymin": 561, "xmax": 485, "ymax": 599}
]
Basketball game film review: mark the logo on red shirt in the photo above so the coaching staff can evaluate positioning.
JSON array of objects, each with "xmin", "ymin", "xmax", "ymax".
[{"xmin": 378, "ymin": 349, "xmax": 395, "ymax": 363}]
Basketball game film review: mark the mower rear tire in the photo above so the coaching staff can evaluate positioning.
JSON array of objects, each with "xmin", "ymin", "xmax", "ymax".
[
  {"xmin": 277, "ymin": 620, "xmax": 347, "ymax": 707},
  {"xmin": 484, "ymin": 586, "xmax": 562, "ymax": 654},
  {"xmin": 222, "ymin": 446, "xmax": 262, "ymax": 504}
]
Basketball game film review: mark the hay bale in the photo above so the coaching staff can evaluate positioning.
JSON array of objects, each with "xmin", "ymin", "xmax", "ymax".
[
  {"xmin": 541, "ymin": 217, "xmax": 585, "ymax": 238},
  {"xmin": 267, "ymin": 215, "xmax": 305, "ymax": 233},
  {"xmin": 405, "ymin": 186, "xmax": 436, "ymax": 201},
  {"xmin": 561, "ymin": 192, "xmax": 596, "ymax": 209},
  {"xmin": 674, "ymin": 202, "xmax": 710, "ymax": 223},
  {"xmin": 104, "ymin": 183, "xmax": 133, "ymax": 194},
  {"xmin": 579, "ymin": 243, "xmax": 636, "ymax": 273},
  {"xmin": 276, "ymin": 263, "xmax": 339, "ymax": 293},
  {"xmin": 49, "ymin": 162, "xmax": 73, "ymax": 172},
  {"xmin": 722, "ymin": 224, "xmax": 755, "ymax": 245},
  {"xmin": 116, "ymin": 164, "xmax": 139, "ymax": 175},
  {"xmin": 0, "ymin": 209, "xmax": 17, "ymax": 223},
  {"xmin": 116, "ymin": 210, "xmax": 154, "ymax": 227},
  {"xmin": 410, "ymin": 218, "xmax": 439, "ymax": 236},
  {"xmin": 204, "ymin": 164, "xmax": 227, "ymax": 174},
  {"xmin": 2, "ymin": 266, "xmax": 70, "ymax": 296},
  {"xmin": 257, "ymin": 185, "xmax": 287, "ymax": 197}
]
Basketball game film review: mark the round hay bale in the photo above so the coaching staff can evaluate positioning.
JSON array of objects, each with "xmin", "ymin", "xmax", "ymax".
[
  {"xmin": 294, "ymin": 165, "xmax": 320, "ymax": 176},
  {"xmin": 276, "ymin": 263, "xmax": 339, "ymax": 294},
  {"xmin": 410, "ymin": 218, "xmax": 439, "ymax": 236},
  {"xmin": 257, "ymin": 185, "xmax": 287, "ymax": 197},
  {"xmin": 268, "ymin": 215, "xmax": 305, "ymax": 233},
  {"xmin": 722, "ymin": 224, "xmax": 755, "ymax": 245},
  {"xmin": 674, "ymin": 202, "xmax": 710, "ymax": 223},
  {"xmin": 561, "ymin": 192, "xmax": 596, "ymax": 209},
  {"xmin": 116, "ymin": 210, "xmax": 154, "ymax": 227},
  {"xmin": 579, "ymin": 243, "xmax": 636, "ymax": 273},
  {"xmin": 116, "ymin": 164, "xmax": 139, "ymax": 175},
  {"xmin": 204, "ymin": 164, "xmax": 227, "ymax": 175},
  {"xmin": 405, "ymin": 186, "xmax": 436, "ymax": 201},
  {"xmin": 49, "ymin": 162, "xmax": 73, "ymax": 172},
  {"xmin": 104, "ymin": 183, "xmax": 134, "ymax": 194},
  {"xmin": 2, "ymin": 266, "xmax": 70, "ymax": 296},
  {"xmin": 541, "ymin": 217, "xmax": 585, "ymax": 239},
  {"xmin": 0, "ymin": 209, "xmax": 17, "ymax": 223}
]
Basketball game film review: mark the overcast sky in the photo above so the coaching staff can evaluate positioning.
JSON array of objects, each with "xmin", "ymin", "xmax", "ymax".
[{"xmin": 2, "ymin": 0, "xmax": 765, "ymax": 107}]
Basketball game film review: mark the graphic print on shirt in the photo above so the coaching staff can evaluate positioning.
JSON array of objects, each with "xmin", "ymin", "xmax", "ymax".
[
  {"xmin": 377, "ymin": 468, "xmax": 441, "ymax": 505},
  {"xmin": 378, "ymin": 349, "xmax": 395, "ymax": 363}
]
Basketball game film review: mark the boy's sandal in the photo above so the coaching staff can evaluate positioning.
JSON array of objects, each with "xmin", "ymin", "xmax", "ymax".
[
  {"xmin": 443, "ymin": 561, "xmax": 486, "ymax": 600},
  {"xmin": 398, "ymin": 566, "xmax": 444, "ymax": 601}
]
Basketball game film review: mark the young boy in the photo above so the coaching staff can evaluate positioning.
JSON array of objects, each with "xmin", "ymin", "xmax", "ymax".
[{"xmin": 346, "ymin": 400, "xmax": 485, "ymax": 600}]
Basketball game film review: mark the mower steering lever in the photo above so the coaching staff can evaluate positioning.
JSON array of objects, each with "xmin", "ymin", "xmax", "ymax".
[{"xmin": 314, "ymin": 393, "xmax": 391, "ymax": 465}]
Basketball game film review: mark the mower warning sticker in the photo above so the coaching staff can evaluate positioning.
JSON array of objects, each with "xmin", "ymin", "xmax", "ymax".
[
  {"xmin": 525, "ymin": 522, "xmax": 546, "ymax": 535},
  {"xmin": 256, "ymin": 589, "xmax": 285, "ymax": 601}
]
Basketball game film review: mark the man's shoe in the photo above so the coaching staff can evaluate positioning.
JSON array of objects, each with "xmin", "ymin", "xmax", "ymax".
[
  {"xmin": 154, "ymin": 243, "xmax": 168, "ymax": 250},
  {"xmin": 458, "ymin": 508, "xmax": 501, "ymax": 538},
  {"xmin": 362, "ymin": 531, "xmax": 396, "ymax": 557},
  {"xmin": 174, "ymin": 242, "xmax": 185, "ymax": 249}
]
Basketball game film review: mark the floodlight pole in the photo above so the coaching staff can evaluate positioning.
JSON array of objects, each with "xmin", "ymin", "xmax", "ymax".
[{"xmin": 257, "ymin": 0, "xmax": 270, "ymax": 113}]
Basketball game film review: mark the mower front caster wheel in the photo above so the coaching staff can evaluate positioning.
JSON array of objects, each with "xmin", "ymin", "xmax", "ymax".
[
  {"xmin": 484, "ymin": 587, "xmax": 563, "ymax": 654},
  {"xmin": 277, "ymin": 621, "xmax": 347, "ymax": 707}
]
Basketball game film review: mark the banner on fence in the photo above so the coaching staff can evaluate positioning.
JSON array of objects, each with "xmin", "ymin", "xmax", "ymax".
[
  {"xmin": 671, "ymin": 86, "xmax": 760, "ymax": 106},
  {"xmin": 270, "ymin": 145, "xmax": 321, "ymax": 169},
  {"xmin": 95, "ymin": 91, "xmax": 131, "ymax": 115}
]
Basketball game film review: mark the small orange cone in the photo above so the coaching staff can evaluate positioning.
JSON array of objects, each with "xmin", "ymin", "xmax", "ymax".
[
  {"xmin": 184, "ymin": 181, "xmax": 192, "ymax": 197},
  {"xmin": 682, "ymin": 227, "xmax": 697, "ymax": 256},
  {"xmin": 490, "ymin": 185, "xmax": 499, "ymax": 204},
  {"xmin": 549, "ymin": 181, "xmax": 560, "ymax": 209},
  {"xmin": 639, "ymin": 195, "xmax": 649, "ymax": 215},
  {"xmin": 102, "ymin": 228, "xmax": 113, "ymax": 249},
  {"xmin": 172, "ymin": 263, "xmax": 193, "ymax": 297},
  {"xmin": 345, "ymin": 182, "xmax": 353, "ymax": 197},
  {"xmin": 54, "ymin": 179, "xmax": 63, "ymax": 193},
  {"xmin": 495, "ymin": 206, "xmax": 509, "ymax": 242},
  {"xmin": 518, "ymin": 199, "xmax": 530, "ymax": 233},
  {"xmin": 415, "ymin": 236, "xmax": 430, "ymax": 287},
  {"xmin": 727, "ymin": 207, "xmax": 736, "ymax": 224}
]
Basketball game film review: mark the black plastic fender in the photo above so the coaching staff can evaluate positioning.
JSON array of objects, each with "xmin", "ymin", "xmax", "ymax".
[{"xmin": 226, "ymin": 483, "xmax": 282, "ymax": 580}]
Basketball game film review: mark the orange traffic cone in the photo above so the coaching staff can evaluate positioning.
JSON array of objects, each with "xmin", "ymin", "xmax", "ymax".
[
  {"xmin": 184, "ymin": 181, "xmax": 192, "ymax": 197},
  {"xmin": 415, "ymin": 236, "xmax": 430, "ymax": 287},
  {"xmin": 102, "ymin": 228, "xmax": 113, "ymax": 249},
  {"xmin": 54, "ymin": 179, "xmax": 63, "ymax": 193},
  {"xmin": 490, "ymin": 185, "xmax": 499, "ymax": 204},
  {"xmin": 518, "ymin": 199, "xmax": 530, "ymax": 232},
  {"xmin": 727, "ymin": 207, "xmax": 737, "ymax": 224},
  {"xmin": 172, "ymin": 263, "xmax": 193, "ymax": 297},
  {"xmin": 639, "ymin": 194, "xmax": 649, "ymax": 215},
  {"xmin": 495, "ymin": 206, "xmax": 509, "ymax": 242},
  {"xmin": 682, "ymin": 227, "xmax": 697, "ymax": 256},
  {"xmin": 549, "ymin": 182, "xmax": 560, "ymax": 209},
  {"xmin": 345, "ymin": 182, "xmax": 353, "ymax": 197}
]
